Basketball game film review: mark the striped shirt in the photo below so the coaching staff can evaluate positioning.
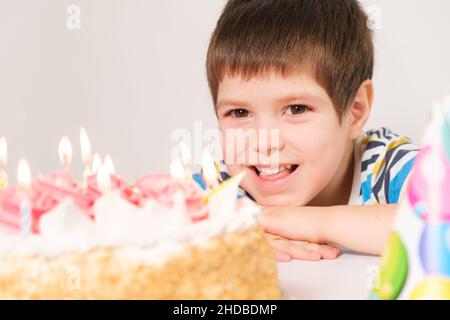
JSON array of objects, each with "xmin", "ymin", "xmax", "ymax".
[
  {"xmin": 193, "ymin": 127, "xmax": 419, "ymax": 205},
  {"xmin": 348, "ymin": 127, "xmax": 419, "ymax": 205}
]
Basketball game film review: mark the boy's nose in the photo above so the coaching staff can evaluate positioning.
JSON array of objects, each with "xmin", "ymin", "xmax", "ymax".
[{"xmin": 254, "ymin": 126, "xmax": 286, "ymax": 157}]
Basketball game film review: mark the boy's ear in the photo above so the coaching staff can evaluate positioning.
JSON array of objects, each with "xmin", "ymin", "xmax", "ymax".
[{"xmin": 346, "ymin": 79, "xmax": 374, "ymax": 140}]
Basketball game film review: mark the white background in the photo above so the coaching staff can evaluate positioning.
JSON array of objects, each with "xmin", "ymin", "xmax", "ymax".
[{"xmin": 0, "ymin": 0, "xmax": 449, "ymax": 181}]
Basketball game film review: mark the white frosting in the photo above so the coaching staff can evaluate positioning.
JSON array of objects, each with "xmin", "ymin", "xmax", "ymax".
[
  {"xmin": 0, "ymin": 190, "xmax": 260, "ymax": 266},
  {"xmin": 208, "ymin": 171, "xmax": 246, "ymax": 220},
  {"xmin": 39, "ymin": 199, "xmax": 95, "ymax": 253}
]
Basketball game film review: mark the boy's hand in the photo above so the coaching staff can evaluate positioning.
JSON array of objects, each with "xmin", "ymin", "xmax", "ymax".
[
  {"xmin": 259, "ymin": 206, "xmax": 325, "ymax": 243},
  {"xmin": 259, "ymin": 206, "xmax": 340, "ymax": 261},
  {"xmin": 265, "ymin": 233, "xmax": 340, "ymax": 262},
  {"xmin": 259, "ymin": 205, "xmax": 397, "ymax": 256}
]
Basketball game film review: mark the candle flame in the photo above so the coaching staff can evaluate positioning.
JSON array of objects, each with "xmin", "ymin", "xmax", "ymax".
[
  {"xmin": 103, "ymin": 154, "xmax": 115, "ymax": 175},
  {"xmin": 80, "ymin": 128, "xmax": 92, "ymax": 166},
  {"xmin": 0, "ymin": 137, "xmax": 7, "ymax": 167},
  {"xmin": 170, "ymin": 157, "xmax": 185, "ymax": 182},
  {"xmin": 202, "ymin": 149, "xmax": 218, "ymax": 187},
  {"xmin": 17, "ymin": 158, "xmax": 31, "ymax": 190},
  {"xmin": 97, "ymin": 164, "xmax": 111, "ymax": 193},
  {"xmin": 58, "ymin": 136, "xmax": 73, "ymax": 166},
  {"xmin": 91, "ymin": 153, "xmax": 101, "ymax": 174}
]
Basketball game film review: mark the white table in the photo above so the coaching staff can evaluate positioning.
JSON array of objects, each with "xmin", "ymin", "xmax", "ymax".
[{"xmin": 277, "ymin": 252, "xmax": 381, "ymax": 299}]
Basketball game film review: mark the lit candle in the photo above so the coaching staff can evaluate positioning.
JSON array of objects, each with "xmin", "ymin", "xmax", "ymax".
[
  {"xmin": 103, "ymin": 154, "xmax": 115, "ymax": 176},
  {"xmin": 174, "ymin": 142, "xmax": 206, "ymax": 193},
  {"xmin": 17, "ymin": 159, "xmax": 32, "ymax": 238},
  {"xmin": 91, "ymin": 153, "xmax": 102, "ymax": 174},
  {"xmin": 96, "ymin": 163, "xmax": 112, "ymax": 194},
  {"xmin": 80, "ymin": 128, "xmax": 93, "ymax": 184},
  {"xmin": 58, "ymin": 136, "xmax": 73, "ymax": 171},
  {"xmin": 170, "ymin": 157, "xmax": 186, "ymax": 184},
  {"xmin": 0, "ymin": 137, "xmax": 8, "ymax": 190},
  {"xmin": 201, "ymin": 149, "xmax": 219, "ymax": 191},
  {"xmin": 205, "ymin": 171, "xmax": 246, "ymax": 203},
  {"xmin": 96, "ymin": 155, "xmax": 115, "ymax": 194},
  {"xmin": 204, "ymin": 170, "xmax": 246, "ymax": 220},
  {"xmin": 168, "ymin": 156, "xmax": 195, "ymax": 224},
  {"xmin": 179, "ymin": 141, "xmax": 193, "ymax": 178}
]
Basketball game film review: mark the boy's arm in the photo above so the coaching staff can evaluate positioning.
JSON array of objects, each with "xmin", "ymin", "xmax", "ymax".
[{"xmin": 259, "ymin": 204, "xmax": 397, "ymax": 256}]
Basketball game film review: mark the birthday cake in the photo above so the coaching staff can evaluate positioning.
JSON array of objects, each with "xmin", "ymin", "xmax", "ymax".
[{"xmin": 0, "ymin": 140, "xmax": 281, "ymax": 299}]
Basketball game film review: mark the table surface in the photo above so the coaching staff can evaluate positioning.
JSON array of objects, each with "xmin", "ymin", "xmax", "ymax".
[{"xmin": 277, "ymin": 252, "xmax": 381, "ymax": 300}]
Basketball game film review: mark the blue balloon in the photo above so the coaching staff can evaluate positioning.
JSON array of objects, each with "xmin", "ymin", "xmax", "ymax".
[{"xmin": 420, "ymin": 223, "xmax": 450, "ymax": 276}]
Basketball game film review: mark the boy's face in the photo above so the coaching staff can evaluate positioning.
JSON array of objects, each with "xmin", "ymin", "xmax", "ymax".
[{"xmin": 216, "ymin": 71, "xmax": 354, "ymax": 207}]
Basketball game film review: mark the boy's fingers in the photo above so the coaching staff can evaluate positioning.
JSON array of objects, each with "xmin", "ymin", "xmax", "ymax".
[
  {"xmin": 285, "ymin": 242, "xmax": 321, "ymax": 261},
  {"xmin": 291, "ymin": 240, "xmax": 340, "ymax": 259},
  {"xmin": 268, "ymin": 237, "xmax": 290, "ymax": 252},
  {"xmin": 264, "ymin": 232, "xmax": 337, "ymax": 261},
  {"xmin": 318, "ymin": 244, "xmax": 341, "ymax": 259},
  {"xmin": 293, "ymin": 240, "xmax": 321, "ymax": 251},
  {"xmin": 265, "ymin": 237, "xmax": 293, "ymax": 261},
  {"xmin": 272, "ymin": 248, "xmax": 292, "ymax": 262},
  {"xmin": 269, "ymin": 238, "xmax": 321, "ymax": 261}
]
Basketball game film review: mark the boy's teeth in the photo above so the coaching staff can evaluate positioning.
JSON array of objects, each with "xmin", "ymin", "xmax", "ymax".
[
  {"xmin": 256, "ymin": 165, "xmax": 292, "ymax": 176},
  {"xmin": 258, "ymin": 167, "xmax": 281, "ymax": 176},
  {"xmin": 255, "ymin": 164, "xmax": 298, "ymax": 176}
]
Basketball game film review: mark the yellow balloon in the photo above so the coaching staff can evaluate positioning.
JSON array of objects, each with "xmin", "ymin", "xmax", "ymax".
[{"xmin": 410, "ymin": 277, "xmax": 450, "ymax": 300}]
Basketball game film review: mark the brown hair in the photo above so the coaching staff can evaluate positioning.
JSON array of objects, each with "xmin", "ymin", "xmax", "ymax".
[{"xmin": 206, "ymin": 0, "xmax": 374, "ymax": 118}]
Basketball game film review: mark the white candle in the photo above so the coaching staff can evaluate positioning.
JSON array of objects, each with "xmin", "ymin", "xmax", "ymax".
[
  {"xmin": 80, "ymin": 128, "xmax": 93, "ymax": 185},
  {"xmin": 58, "ymin": 136, "xmax": 73, "ymax": 170},
  {"xmin": 170, "ymin": 157, "xmax": 186, "ymax": 183},
  {"xmin": 178, "ymin": 141, "xmax": 196, "ymax": 182},
  {"xmin": 201, "ymin": 149, "xmax": 219, "ymax": 191},
  {"xmin": 80, "ymin": 128, "xmax": 92, "ymax": 166},
  {"xmin": 97, "ymin": 163, "xmax": 112, "ymax": 194},
  {"xmin": 103, "ymin": 154, "xmax": 115, "ymax": 176},
  {"xmin": 91, "ymin": 153, "xmax": 102, "ymax": 174},
  {"xmin": 17, "ymin": 158, "xmax": 32, "ymax": 238}
]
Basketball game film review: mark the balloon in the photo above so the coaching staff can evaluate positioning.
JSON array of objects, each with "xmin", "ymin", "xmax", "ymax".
[
  {"xmin": 373, "ymin": 232, "xmax": 409, "ymax": 299},
  {"xmin": 410, "ymin": 276, "xmax": 450, "ymax": 300},
  {"xmin": 419, "ymin": 223, "xmax": 450, "ymax": 276}
]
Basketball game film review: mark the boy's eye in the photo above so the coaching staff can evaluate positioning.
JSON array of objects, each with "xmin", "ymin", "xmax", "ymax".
[
  {"xmin": 285, "ymin": 104, "xmax": 309, "ymax": 116},
  {"xmin": 228, "ymin": 109, "xmax": 250, "ymax": 118}
]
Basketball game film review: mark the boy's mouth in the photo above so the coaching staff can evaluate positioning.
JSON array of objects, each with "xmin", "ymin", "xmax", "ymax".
[{"xmin": 249, "ymin": 164, "xmax": 299, "ymax": 180}]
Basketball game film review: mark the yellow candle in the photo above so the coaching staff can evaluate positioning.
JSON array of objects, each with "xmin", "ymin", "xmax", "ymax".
[{"xmin": 204, "ymin": 171, "xmax": 245, "ymax": 204}]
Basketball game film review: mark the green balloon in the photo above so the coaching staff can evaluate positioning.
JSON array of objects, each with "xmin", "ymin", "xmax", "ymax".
[{"xmin": 373, "ymin": 232, "xmax": 409, "ymax": 300}]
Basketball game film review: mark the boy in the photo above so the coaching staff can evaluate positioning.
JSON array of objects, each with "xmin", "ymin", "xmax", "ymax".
[{"xmin": 203, "ymin": 0, "xmax": 418, "ymax": 261}]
